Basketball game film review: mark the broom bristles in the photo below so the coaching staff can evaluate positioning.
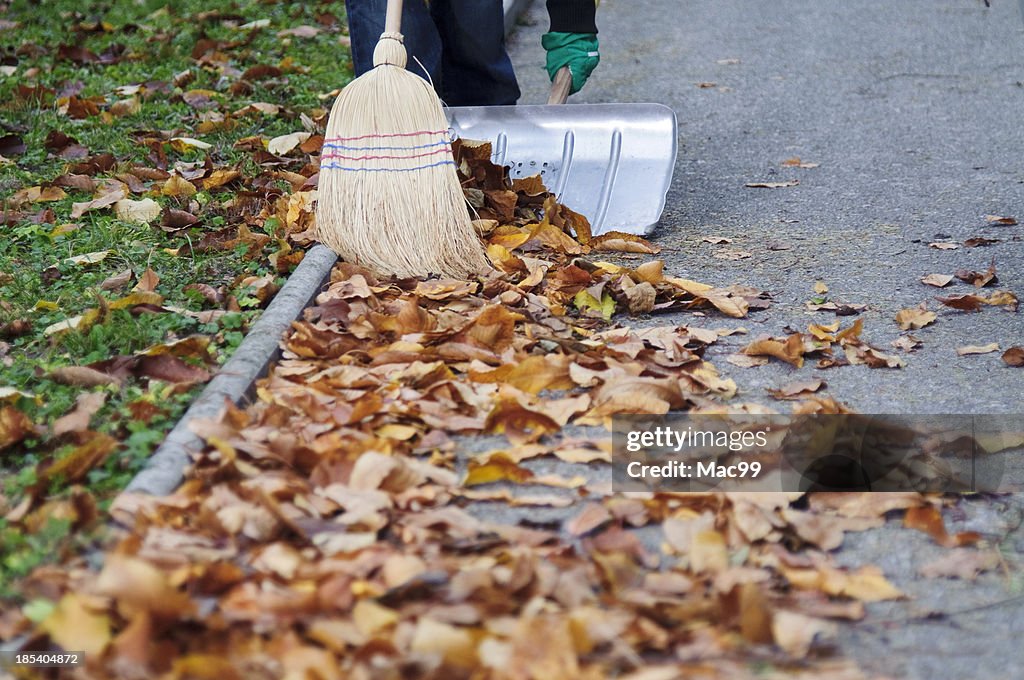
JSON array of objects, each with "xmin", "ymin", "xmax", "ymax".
[{"xmin": 317, "ymin": 32, "xmax": 490, "ymax": 280}]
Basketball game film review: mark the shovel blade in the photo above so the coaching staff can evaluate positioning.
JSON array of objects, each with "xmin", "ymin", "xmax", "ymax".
[{"xmin": 447, "ymin": 103, "xmax": 677, "ymax": 236}]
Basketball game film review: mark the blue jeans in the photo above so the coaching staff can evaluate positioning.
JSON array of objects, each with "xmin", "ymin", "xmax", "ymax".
[{"xmin": 344, "ymin": 0, "xmax": 521, "ymax": 106}]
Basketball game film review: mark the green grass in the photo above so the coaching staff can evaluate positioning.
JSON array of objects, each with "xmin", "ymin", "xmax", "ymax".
[{"xmin": 0, "ymin": 0, "xmax": 352, "ymax": 598}]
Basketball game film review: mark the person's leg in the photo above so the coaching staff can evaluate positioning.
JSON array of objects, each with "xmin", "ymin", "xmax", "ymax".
[
  {"xmin": 430, "ymin": 0, "xmax": 520, "ymax": 106},
  {"xmin": 344, "ymin": 0, "xmax": 443, "ymax": 84}
]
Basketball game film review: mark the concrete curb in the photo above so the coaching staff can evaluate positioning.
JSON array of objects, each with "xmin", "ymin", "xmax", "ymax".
[
  {"xmin": 124, "ymin": 244, "xmax": 337, "ymax": 495},
  {"xmin": 123, "ymin": 1, "xmax": 535, "ymax": 497}
]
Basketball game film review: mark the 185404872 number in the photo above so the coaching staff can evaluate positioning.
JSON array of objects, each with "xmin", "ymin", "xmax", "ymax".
[{"xmin": 0, "ymin": 651, "xmax": 85, "ymax": 668}]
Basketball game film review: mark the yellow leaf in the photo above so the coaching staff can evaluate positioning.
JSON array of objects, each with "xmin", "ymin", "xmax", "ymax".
[
  {"xmin": 40, "ymin": 593, "xmax": 112, "ymax": 656},
  {"xmin": 169, "ymin": 136, "xmax": 212, "ymax": 151},
  {"xmin": 115, "ymin": 198, "xmax": 161, "ymax": 224},
  {"xmin": 161, "ymin": 174, "xmax": 197, "ymax": 198}
]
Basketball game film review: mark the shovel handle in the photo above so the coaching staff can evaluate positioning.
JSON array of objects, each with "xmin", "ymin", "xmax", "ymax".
[
  {"xmin": 385, "ymin": 0, "xmax": 403, "ymax": 34},
  {"xmin": 548, "ymin": 66, "xmax": 572, "ymax": 105}
]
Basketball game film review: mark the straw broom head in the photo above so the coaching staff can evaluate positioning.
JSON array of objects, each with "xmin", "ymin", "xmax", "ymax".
[{"xmin": 316, "ymin": 19, "xmax": 490, "ymax": 280}]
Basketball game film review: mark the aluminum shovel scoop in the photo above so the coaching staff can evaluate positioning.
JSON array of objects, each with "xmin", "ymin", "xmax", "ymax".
[{"xmin": 446, "ymin": 68, "xmax": 677, "ymax": 236}]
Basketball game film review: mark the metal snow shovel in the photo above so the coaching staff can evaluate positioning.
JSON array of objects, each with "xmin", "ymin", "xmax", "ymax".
[{"xmin": 446, "ymin": 67, "xmax": 678, "ymax": 236}]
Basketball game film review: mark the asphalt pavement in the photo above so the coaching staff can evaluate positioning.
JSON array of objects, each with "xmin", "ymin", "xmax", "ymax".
[{"xmin": 500, "ymin": 1, "xmax": 1024, "ymax": 677}]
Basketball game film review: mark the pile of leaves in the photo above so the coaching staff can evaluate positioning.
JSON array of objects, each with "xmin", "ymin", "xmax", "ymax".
[{"xmin": 3, "ymin": 143, "xmax": 1005, "ymax": 678}]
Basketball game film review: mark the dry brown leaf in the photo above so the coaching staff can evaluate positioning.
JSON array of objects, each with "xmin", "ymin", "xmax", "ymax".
[
  {"xmin": 52, "ymin": 391, "xmax": 107, "ymax": 437},
  {"xmin": 895, "ymin": 304, "xmax": 936, "ymax": 330},
  {"xmin": 919, "ymin": 549, "xmax": 1001, "ymax": 581},
  {"xmin": 745, "ymin": 180, "xmax": 799, "ymax": 188},
  {"xmin": 96, "ymin": 555, "xmax": 194, "ymax": 619},
  {"xmin": 767, "ymin": 379, "xmax": 825, "ymax": 400},
  {"xmin": 1003, "ymin": 347, "xmax": 1024, "ymax": 367},
  {"xmin": 742, "ymin": 334, "xmax": 806, "ymax": 367},
  {"xmin": 936, "ymin": 294, "xmax": 985, "ymax": 312},
  {"xmin": 566, "ymin": 503, "xmax": 612, "ymax": 536},
  {"xmin": 771, "ymin": 610, "xmax": 836, "ymax": 658},
  {"xmin": 781, "ymin": 157, "xmax": 820, "ymax": 169},
  {"xmin": 725, "ymin": 354, "xmax": 768, "ymax": 368},
  {"xmin": 903, "ymin": 506, "xmax": 978, "ymax": 548},
  {"xmin": 464, "ymin": 452, "xmax": 534, "ymax": 486},
  {"xmin": 956, "ymin": 343, "xmax": 999, "ymax": 356},
  {"xmin": 0, "ymin": 405, "xmax": 33, "ymax": 450},
  {"xmin": 921, "ymin": 273, "xmax": 954, "ymax": 288},
  {"xmin": 589, "ymin": 231, "xmax": 661, "ymax": 254},
  {"xmin": 161, "ymin": 174, "xmax": 197, "ymax": 198},
  {"xmin": 928, "ymin": 242, "xmax": 959, "ymax": 250}
]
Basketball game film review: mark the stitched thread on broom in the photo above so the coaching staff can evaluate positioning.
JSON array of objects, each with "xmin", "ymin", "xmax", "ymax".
[
  {"xmin": 326, "ymin": 129, "xmax": 449, "ymax": 142},
  {"xmin": 323, "ymin": 138, "xmax": 452, "ymax": 152},
  {"xmin": 320, "ymin": 159, "xmax": 455, "ymax": 172},
  {"xmin": 322, "ymin": 147, "xmax": 452, "ymax": 163}
]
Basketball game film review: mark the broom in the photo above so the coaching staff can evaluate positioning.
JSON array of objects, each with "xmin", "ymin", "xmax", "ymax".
[{"xmin": 316, "ymin": 0, "xmax": 490, "ymax": 279}]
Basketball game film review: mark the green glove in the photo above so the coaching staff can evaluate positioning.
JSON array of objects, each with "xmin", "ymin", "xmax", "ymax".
[{"xmin": 542, "ymin": 32, "xmax": 600, "ymax": 95}]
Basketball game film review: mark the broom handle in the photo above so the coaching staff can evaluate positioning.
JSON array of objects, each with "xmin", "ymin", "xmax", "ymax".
[
  {"xmin": 385, "ymin": 0, "xmax": 403, "ymax": 34},
  {"xmin": 547, "ymin": 67, "xmax": 572, "ymax": 105}
]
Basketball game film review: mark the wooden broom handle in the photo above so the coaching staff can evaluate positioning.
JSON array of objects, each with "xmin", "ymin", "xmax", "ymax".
[
  {"xmin": 548, "ymin": 67, "xmax": 572, "ymax": 105},
  {"xmin": 385, "ymin": 0, "xmax": 403, "ymax": 34}
]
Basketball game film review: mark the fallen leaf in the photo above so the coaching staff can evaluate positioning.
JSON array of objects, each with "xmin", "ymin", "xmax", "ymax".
[
  {"xmin": 267, "ymin": 131, "xmax": 311, "ymax": 155},
  {"xmin": 928, "ymin": 242, "xmax": 959, "ymax": 250},
  {"xmin": 891, "ymin": 335, "xmax": 922, "ymax": 352},
  {"xmin": 114, "ymin": 198, "xmax": 161, "ymax": 224},
  {"xmin": 921, "ymin": 273, "xmax": 954, "ymax": 288},
  {"xmin": 936, "ymin": 294, "xmax": 985, "ymax": 312},
  {"xmin": 64, "ymin": 250, "xmax": 110, "ymax": 266},
  {"xmin": 768, "ymin": 379, "xmax": 825, "ymax": 400},
  {"xmin": 726, "ymin": 354, "xmax": 769, "ymax": 368},
  {"xmin": 71, "ymin": 183, "xmax": 128, "ymax": 218},
  {"xmin": 895, "ymin": 304, "xmax": 936, "ymax": 330},
  {"xmin": 169, "ymin": 136, "xmax": 212, "ymax": 151},
  {"xmin": 984, "ymin": 214, "xmax": 1017, "ymax": 226},
  {"xmin": 903, "ymin": 506, "xmax": 978, "ymax": 548},
  {"xmin": 161, "ymin": 174, "xmax": 197, "ymax": 198},
  {"xmin": 96, "ymin": 554, "xmax": 194, "ymax": 619},
  {"xmin": 1002, "ymin": 347, "xmax": 1024, "ymax": 367},
  {"xmin": 53, "ymin": 392, "xmax": 107, "ymax": 437},
  {"xmin": 0, "ymin": 134, "xmax": 26, "ymax": 156},
  {"xmin": 566, "ymin": 504, "xmax": 612, "ymax": 536},
  {"xmin": 742, "ymin": 334, "xmax": 806, "ymax": 367},
  {"xmin": 781, "ymin": 157, "xmax": 820, "ymax": 169},
  {"xmin": 278, "ymin": 25, "xmax": 321, "ymax": 38},
  {"xmin": 133, "ymin": 268, "xmax": 160, "ymax": 293},
  {"xmin": 483, "ymin": 400, "xmax": 560, "ymax": 444},
  {"xmin": 745, "ymin": 180, "xmax": 799, "ymax": 188},
  {"xmin": 50, "ymin": 365, "xmax": 122, "ymax": 387},
  {"xmin": 589, "ymin": 231, "xmax": 661, "ymax": 254},
  {"xmin": 956, "ymin": 343, "xmax": 999, "ymax": 356},
  {"xmin": 713, "ymin": 249, "xmax": 752, "ymax": 260},
  {"xmin": 0, "ymin": 406, "xmax": 33, "ymax": 450},
  {"xmin": 955, "ymin": 262, "xmax": 997, "ymax": 287},
  {"xmin": 40, "ymin": 593, "xmax": 111, "ymax": 657},
  {"xmin": 464, "ymin": 452, "xmax": 534, "ymax": 486},
  {"xmin": 919, "ymin": 550, "xmax": 1001, "ymax": 581},
  {"xmin": 813, "ymin": 281, "xmax": 828, "ymax": 294},
  {"xmin": 984, "ymin": 290, "xmax": 1018, "ymax": 309},
  {"xmin": 771, "ymin": 610, "xmax": 835, "ymax": 657},
  {"xmin": 964, "ymin": 237, "xmax": 999, "ymax": 248}
]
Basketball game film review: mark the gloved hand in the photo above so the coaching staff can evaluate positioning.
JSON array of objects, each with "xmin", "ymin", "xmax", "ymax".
[{"xmin": 542, "ymin": 32, "xmax": 599, "ymax": 95}]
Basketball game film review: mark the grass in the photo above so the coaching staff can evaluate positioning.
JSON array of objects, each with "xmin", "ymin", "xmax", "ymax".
[{"xmin": 0, "ymin": 0, "xmax": 352, "ymax": 597}]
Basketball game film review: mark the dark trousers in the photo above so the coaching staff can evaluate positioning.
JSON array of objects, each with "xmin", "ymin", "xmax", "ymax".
[{"xmin": 344, "ymin": 0, "xmax": 521, "ymax": 106}]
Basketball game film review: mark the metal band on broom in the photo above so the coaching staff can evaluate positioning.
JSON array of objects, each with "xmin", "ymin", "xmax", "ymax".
[{"xmin": 316, "ymin": 0, "xmax": 490, "ymax": 279}]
